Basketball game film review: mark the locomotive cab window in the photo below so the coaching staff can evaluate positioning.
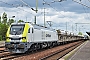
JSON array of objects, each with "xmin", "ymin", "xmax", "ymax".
[{"xmin": 10, "ymin": 24, "xmax": 25, "ymax": 35}]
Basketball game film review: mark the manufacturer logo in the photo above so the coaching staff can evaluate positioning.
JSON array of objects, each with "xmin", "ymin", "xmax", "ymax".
[{"xmin": 46, "ymin": 34, "xmax": 51, "ymax": 37}]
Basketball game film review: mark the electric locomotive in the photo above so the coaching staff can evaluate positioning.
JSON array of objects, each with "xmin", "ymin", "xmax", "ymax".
[{"xmin": 5, "ymin": 22, "xmax": 58, "ymax": 53}]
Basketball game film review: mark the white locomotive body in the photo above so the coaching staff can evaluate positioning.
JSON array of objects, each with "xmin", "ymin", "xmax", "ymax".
[{"xmin": 5, "ymin": 22, "xmax": 58, "ymax": 53}]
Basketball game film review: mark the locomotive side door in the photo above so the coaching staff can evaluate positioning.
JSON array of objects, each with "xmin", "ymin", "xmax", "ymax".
[{"xmin": 27, "ymin": 28, "xmax": 34, "ymax": 42}]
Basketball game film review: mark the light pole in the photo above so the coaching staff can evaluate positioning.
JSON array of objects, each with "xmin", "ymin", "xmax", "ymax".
[
  {"xmin": 42, "ymin": 0, "xmax": 65, "ymax": 27},
  {"xmin": 44, "ymin": 8, "xmax": 46, "ymax": 27},
  {"xmin": 20, "ymin": 0, "xmax": 38, "ymax": 24},
  {"xmin": 34, "ymin": 0, "xmax": 38, "ymax": 24},
  {"xmin": 31, "ymin": 0, "xmax": 38, "ymax": 24},
  {"xmin": 72, "ymin": 24, "xmax": 74, "ymax": 32},
  {"xmin": 66, "ymin": 22, "xmax": 67, "ymax": 31}
]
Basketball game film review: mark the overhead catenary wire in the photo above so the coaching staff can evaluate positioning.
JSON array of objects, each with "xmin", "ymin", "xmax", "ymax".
[
  {"xmin": 72, "ymin": 0, "xmax": 90, "ymax": 20},
  {"xmin": 81, "ymin": 2, "xmax": 89, "ymax": 20},
  {"xmin": 43, "ymin": 0, "xmax": 75, "ymax": 21},
  {"xmin": 20, "ymin": 0, "xmax": 36, "ymax": 11},
  {"xmin": 72, "ymin": 0, "xmax": 90, "ymax": 32},
  {"xmin": 58, "ymin": 2, "xmax": 74, "ymax": 23},
  {"xmin": 0, "ymin": 1, "xmax": 34, "ymax": 15},
  {"xmin": 43, "ymin": 0, "xmax": 66, "ymax": 17},
  {"xmin": 43, "ymin": 0, "xmax": 76, "ymax": 32},
  {"xmin": 43, "ymin": 0, "xmax": 76, "ymax": 31},
  {"xmin": 52, "ymin": 1, "xmax": 76, "ymax": 32},
  {"xmin": 43, "ymin": 0, "xmax": 68, "ymax": 28},
  {"xmin": 86, "ymin": 7, "xmax": 90, "ymax": 19},
  {"xmin": 88, "ymin": 0, "xmax": 90, "ymax": 2},
  {"xmin": 82, "ymin": 1, "xmax": 90, "ymax": 20},
  {"xmin": 20, "ymin": 0, "xmax": 30, "ymax": 7},
  {"xmin": 59, "ymin": 3, "xmax": 66, "ymax": 12},
  {"xmin": 52, "ymin": 0, "xmax": 90, "ymax": 32},
  {"xmin": 43, "ymin": 0, "xmax": 65, "ymax": 27},
  {"xmin": 14, "ymin": 1, "xmax": 26, "ymax": 7},
  {"xmin": 72, "ymin": 0, "xmax": 90, "ymax": 8},
  {"xmin": 44, "ymin": 1, "xmax": 90, "ymax": 31}
]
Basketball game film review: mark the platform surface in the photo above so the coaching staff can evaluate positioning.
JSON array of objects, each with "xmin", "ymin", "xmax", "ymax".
[{"xmin": 69, "ymin": 40, "xmax": 90, "ymax": 60}]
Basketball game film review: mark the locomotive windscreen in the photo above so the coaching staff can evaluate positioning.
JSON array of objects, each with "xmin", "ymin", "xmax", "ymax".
[{"xmin": 10, "ymin": 24, "xmax": 25, "ymax": 35}]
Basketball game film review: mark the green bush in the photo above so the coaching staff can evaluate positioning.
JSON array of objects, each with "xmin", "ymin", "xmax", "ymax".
[
  {"xmin": 0, "ymin": 23, "xmax": 8, "ymax": 41},
  {"xmin": 0, "ymin": 35, "xmax": 2, "ymax": 41}
]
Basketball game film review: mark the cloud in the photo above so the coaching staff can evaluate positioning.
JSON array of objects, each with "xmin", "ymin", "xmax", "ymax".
[
  {"xmin": 0, "ymin": 0, "xmax": 90, "ymax": 35},
  {"xmin": 1, "ymin": 6, "xmax": 90, "ymax": 25},
  {"xmin": 0, "ymin": 0, "xmax": 90, "ymax": 13}
]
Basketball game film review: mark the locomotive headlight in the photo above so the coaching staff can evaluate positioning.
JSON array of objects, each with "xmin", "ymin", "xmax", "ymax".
[
  {"xmin": 21, "ymin": 37, "xmax": 27, "ymax": 42},
  {"xmin": 6, "ymin": 44, "xmax": 14, "ymax": 48}
]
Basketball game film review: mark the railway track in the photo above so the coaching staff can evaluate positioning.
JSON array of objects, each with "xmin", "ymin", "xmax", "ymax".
[
  {"xmin": 41, "ymin": 41, "xmax": 84, "ymax": 60},
  {"xmin": 0, "ymin": 46, "xmax": 5, "ymax": 53},
  {"xmin": 0, "ymin": 40, "xmax": 85, "ymax": 60},
  {"xmin": 0, "ymin": 42, "xmax": 14, "ymax": 60},
  {"xmin": 0, "ymin": 46, "xmax": 26, "ymax": 60}
]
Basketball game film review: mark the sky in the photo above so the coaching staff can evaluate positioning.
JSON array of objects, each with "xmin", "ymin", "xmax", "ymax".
[{"xmin": 0, "ymin": 0, "xmax": 90, "ymax": 35}]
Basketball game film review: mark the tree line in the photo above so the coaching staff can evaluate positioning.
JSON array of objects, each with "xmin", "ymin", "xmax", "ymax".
[{"xmin": 0, "ymin": 12, "xmax": 24, "ymax": 41}]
